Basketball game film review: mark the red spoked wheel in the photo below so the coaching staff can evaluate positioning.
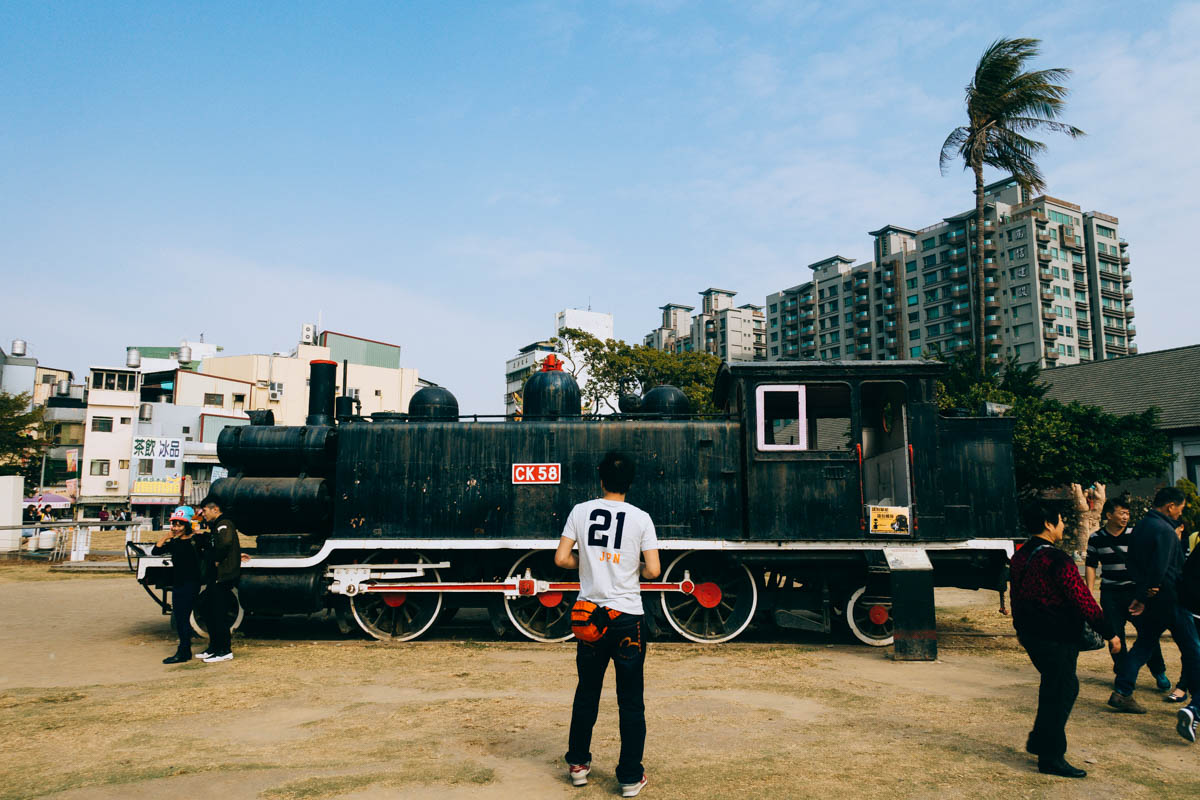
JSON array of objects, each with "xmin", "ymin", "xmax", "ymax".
[
  {"xmin": 504, "ymin": 550, "xmax": 576, "ymax": 642},
  {"xmin": 659, "ymin": 551, "xmax": 757, "ymax": 643},
  {"xmin": 349, "ymin": 554, "xmax": 443, "ymax": 642},
  {"xmin": 845, "ymin": 586, "xmax": 894, "ymax": 647}
]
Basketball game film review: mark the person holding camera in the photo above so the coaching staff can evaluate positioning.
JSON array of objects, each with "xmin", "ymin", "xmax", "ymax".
[{"xmin": 151, "ymin": 506, "xmax": 203, "ymax": 664}]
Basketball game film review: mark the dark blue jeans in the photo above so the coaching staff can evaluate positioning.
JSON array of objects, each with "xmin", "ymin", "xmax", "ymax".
[
  {"xmin": 566, "ymin": 613, "xmax": 646, "ymax": 784},
  {"xmin": 172, "ymin": 581, "xmax": 199, "ymax": 656},
  {"xmin": 1101, "ymin": 585, "xmax": 1166, "ymax": 677},
  {"xmin": 1115, "ymin": 593, "xmax": 1200, "ymax": 715}
]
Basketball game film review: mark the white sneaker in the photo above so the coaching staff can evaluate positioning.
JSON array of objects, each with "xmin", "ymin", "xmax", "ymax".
[
  {"xmin": 202, "ymin": 652, "xmax": 233, "ymax": 663},
  {"xmin": 1178, "ymin": 707, "xmax": 1197, "ymax": 743},
  {"xmin": 194, "ymin": 651, "xmax": 211, "ymax": 660},
  {"xmin": 567, "ymin": 763, "xmax": 590, "ymax": 786},
  {"xmin": 621, "ymin": 775, "xmax": 647, "ymax": 797}
]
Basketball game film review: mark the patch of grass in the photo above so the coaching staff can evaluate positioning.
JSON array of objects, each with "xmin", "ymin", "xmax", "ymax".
[
  {"xmin": 0, "ymin": 761, "xmax": 276, "ymax": 800},
  {"xmin": 259, "ymin": 763, "xmax": 495, "ymax": 799}
]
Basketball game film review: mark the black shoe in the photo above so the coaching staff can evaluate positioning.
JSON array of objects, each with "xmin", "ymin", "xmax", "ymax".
[
  {"xmin": 1038, "ymin": 756, "xmax": 1086, "ymax": 778},
  {"xmin": 1025, "ymin": 734, "xmax": 1036, "ymax": 755},
  {"xmin": 162, "ymin": 653, "xmax": 190, "ymax": 664}
]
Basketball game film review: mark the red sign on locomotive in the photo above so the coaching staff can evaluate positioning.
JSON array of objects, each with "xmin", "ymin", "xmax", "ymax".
[{"xmin": 511, "ymin": 463, "xmax": 561, "ymax": 484}]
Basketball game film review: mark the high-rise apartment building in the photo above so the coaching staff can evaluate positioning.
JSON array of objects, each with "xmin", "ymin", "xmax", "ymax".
[
  {"xmin": 766, "ymin": 178, "xmax": 1135, "ymax": 367},
  {"xmin": 504, "ymin": 309, "xmax": 616, "ymax": 416},
  {"xmin": 644, "ymin": 289, "xmax": 766, "ymax": 362}
]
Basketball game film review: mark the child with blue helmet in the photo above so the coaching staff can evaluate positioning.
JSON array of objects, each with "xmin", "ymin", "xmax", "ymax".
[{"xmin": 152, "ymin": 506, "xmax": 204, "ymax": 664}]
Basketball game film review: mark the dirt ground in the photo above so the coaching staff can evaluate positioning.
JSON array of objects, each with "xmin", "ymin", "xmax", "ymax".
[{"xmin": 1, "ymin": 562, "xmax": 1197, "ymax": 800}]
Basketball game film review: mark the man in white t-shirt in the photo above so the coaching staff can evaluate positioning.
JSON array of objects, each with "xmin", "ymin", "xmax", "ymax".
[{"xmin": 555, "ymin": 452, "xmax": 661, "ymax": 798}]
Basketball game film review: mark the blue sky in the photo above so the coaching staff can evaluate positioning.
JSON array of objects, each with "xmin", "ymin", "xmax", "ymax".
[{"xmin": 2, "ymin": 1, "xmax": 1197, "ymax": 414}]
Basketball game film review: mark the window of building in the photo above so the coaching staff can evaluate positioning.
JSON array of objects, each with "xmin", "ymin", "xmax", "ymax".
[
  {"xmin": 90, "ymin": 460, "xmax": 110, "ymax": 476},
  {"xmin": 771, "ymin": 347, "xmax": 779, "ymax": 356},
  {"xmin": 910, "ymin": 330, "xmax": 920, "ymax": 340},
  {"xmin": 906, "ymin": 261, "xmax": 916, "ymax": 273},
  {"xmin": 926, "ymin": 307, "xmax": 941, "ymax": 321},
  {"xmin": 165, "ymin": 460, "xmax": 176, "ymax": 469},
  {"xmin": 922, "ymin": 237, "xmax": 936, "ymax": 250},
  {"xmin": 927, "ymin": 324, "xmax": 941, "ymax": 336},
  {"xmin": 910, "ymin": 346, "xmax": 922, "ymax": 357},
  {"xmin": 830, "ymin": 347, "xmax": 840, "ymax": 358},
  {"xmin": 91, "ymin": 416, "xmax": 113, "ymax": 433},
  {"xmin": 907, "ymin": 295, "xmax": 918, "ymax": 306},
  {"xmin": 923, "ymin": 255, "xmax": 937, "ymax": 267},
  {"xmin": 203, "ymin": 393, "xmax": 224, "ymax": 407},
  {"xmin": 906, "ymin": 278, "xmax": 917, "ymax": 289},
  {"xmin": 1095, "ymin": 224, "xmax": 1116, "ymax": 238},
  {"xmin": 138, "ymin": 459, "xmax": 153, "ymax": 475},
  {"xmin": 908, "ymin": 312, "xmax": 920, "ymax": 323}
]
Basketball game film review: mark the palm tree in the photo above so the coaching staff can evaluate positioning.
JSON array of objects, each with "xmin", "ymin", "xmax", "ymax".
[{"xmin": 940, "ymin": 37, "xmax": 1084, "ymax": 376}]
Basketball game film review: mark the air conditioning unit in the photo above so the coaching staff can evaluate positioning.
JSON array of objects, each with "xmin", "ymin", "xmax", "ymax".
[
  {"xmin": 105, "ymin": 480, "xmax": 118, "ymax": 488},
  {"xmin": 301, "ymin": 323, "xmax": 317, "ymax": 344},
  {"xmin": 269, "ymin": 390, "xmax": 282, "ymax": 401}
]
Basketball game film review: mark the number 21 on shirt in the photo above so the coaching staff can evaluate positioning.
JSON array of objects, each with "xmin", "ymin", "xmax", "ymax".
[{"xmin": 588, "ymin": 509, "xmax": 626, "ymax": 562}]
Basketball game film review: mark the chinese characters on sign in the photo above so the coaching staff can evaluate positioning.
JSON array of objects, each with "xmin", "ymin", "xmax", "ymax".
[{"xmin": 132, "ymin": 437, "xmax": 182, "ymax": 459}]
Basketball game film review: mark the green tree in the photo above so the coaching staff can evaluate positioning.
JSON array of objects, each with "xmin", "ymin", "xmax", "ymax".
[
  {"xmin": 0, "ymin": 391, "xmax": 45, "ymax": 488},
  {"xmin": 1176, "ymin": 479, "xmax": 1200, "ymax": 537},
  {"xmin": 940, "ymin": 37, "xmax": 1084, "ymax": 377},
  {"xmin": 935, "ymin": 355, "xmax": 1171, "ymax": 497},
  {"xmin": 553, "ymin": 328, "xmax": 722, "ymax": 414}
]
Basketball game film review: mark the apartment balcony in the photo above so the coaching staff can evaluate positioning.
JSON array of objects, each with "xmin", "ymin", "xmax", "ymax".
[
  {"xmin": 1065, "ymin": 235, "xmax": 1084, "ymax": 251},
  {"xmin": 1126, "ymin": 306, "xmax": 1135, "ymax": 319},
  {"xmin": 970, "ymin": 239, "xmax": 998, "ymax": 254},
  {"xmin": 984, "ymin": 295, "xmax": 1000, "ymax": 310},
  {"xmin": 952, "ymin": 284, "xmax": 969, "ymax": 298},
  {"xmin": 1104, "ymin": 322, "xmax": 1125, "ymax": 335},
  {"xmin": 1042, "ymin": 308, "xmax": 1056, "ymax": 322},
  {"xmin": 884, "ymin": 320, "xmax": 897, "ymax": 331},
  {"xmin": 1129, "ymin": 343, "xmax": 1138, "ymax": 354},
  {"xmin": 1122, "ymin": 268, "xmax": 1132, "ymax": 280},
  {"xmin": 855, "ymin": 327, "xmax": 871, "ymax": 340},
  {"xmin": 986, "ymin": 351, "xmax": 1002, "ymax": 363},
  {"xmin": 855, "ymin": 312, "xmax": 870, "ymax": 324},
  {"xmin": 1045, "ymin": 348, "xmax": 1059, "ymax": 362},
  {"xmin": 952, "ymin": 339, "xmax": 973, "ymax": 353},
  {"xmin": 854, "ymin": 294, "xmax": 870, "ymax": 307},
  {"xmin": 883, "ymin": 287, "xmax": 895, "ymax": 298},
  {"xmin": 800, "ymin": 295, "xmax": 814, "ymax": 304},
  {"xmin": 1043, "ymin": 327, "xmax": 1059, "ymax": 341},
  {"xmin": 885, "ymin": 337, "xmax": 897, "ymax": 347},
  {"xmin": 984, "ymin": 276, "xmax": 999, "ymax": 289},
  {"xmin": 1126, "ymin": 323, "xmax": 1137, "ymax": 335},
  {"xmin": 952, "ymin": 302, "xmax": 971, "ymax": 317},
  {"xmin": 802, "ymin": 339, "xmax": 815, "ymax": 348},
  {"xmin": 968, "ymin": 219, "xmax": 996, "ymax": 232},
  {"xmin": 1077, "ymin": 315, "xmax": 1090, "ymax": 328},
  {"xmin": 881, "ymin": 269, "xmax": 894, "ymax": 280},
  {"xmin": 1073, "ymin": 272, "xmax": 1086, "ymax": 287},
  {"xmin": 1036, "ymin": 229, "xmax": 1051, "ymax": 243},
  {"xmin": 800, "ymin": 325, "xmax": 815, "ymax": 335},
  {"xmin": 855, "ymin": 278, "xmax": 869, "ymax": 289},
  {"xmin": 1119, "ymin": 238, "xmax": 1128, "ymax": 249},
  {"xmin": 1040, "ymin": 288, "xmax": 1055, "ymax": 302},
  {"xmin": 1098, "ymin": 249, "xmax": 1121, "ymax": 263},
  {"xmin": 783, "ymin": 300, "xmax": 798, "ymax": 309},
  {"xmin": 1078, "ymin": 332, "xmax": 1092, "ymax": 346},
  {"xmin": 799, "ymin": 309, "xmax": 814, "ymax": 320},
  {"xmin": 949, "ymin": 265, "xmax": 969, "ymax": 278},
  {"xmin": 947, "ymin": 229, "xmax": 966, "ymax": 241},
  {"xmin": 1061, "ymin": 225, "xmax": 1075, "ymax": 238},
  {"xmin": 953, "ymin": 320, "xmax": 971, "ymax": 333},
  {"xmin": 1121, "ymin": 253, "xmax": 1131, "ymax": 265},
  {"xmin": 883, "ymin": 303, "xmax": 897, "ymax": 316},
  {"xmin": 1124, "ymin": 287, "xmax": 1134, "ymax": 301},
  {"xmin": 1075, "ymin": 297, "xmax": 1089, "ymax": 310},
  {"xmin": 1100, "ymin": 285, "xmax": 1123, "ymax": 300},
  {"xmin": 1037, "ymin": 249, "xmax": 1052, "ymax": 263},
  {"xmin": 984, "ymin": 314, "xmax": 1002, "ymax": 329},
  {"xmin": 985, "ymin": 334, "xmax": 1003, "ymax": 350},
  {"xmin": 1031, "ymin": 210, "xmax": 1048, "ymax": 226},
  {"xmin": 947, "ymin": 248, "xmax": 968, "ymax": 264}
]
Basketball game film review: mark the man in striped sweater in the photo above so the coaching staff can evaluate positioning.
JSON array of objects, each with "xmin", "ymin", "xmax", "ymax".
[{"xmin": 1085, "ymin": 497, "xmax": 1171, "ymax": 690}]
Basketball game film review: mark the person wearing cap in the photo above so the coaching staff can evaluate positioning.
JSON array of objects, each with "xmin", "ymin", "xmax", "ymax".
[
  {"xmin": 194, "ymin": 496, "xmax": 241, "ymax": 663},
  {"xmin": 152, "ymin": 506, "xmax": 203, "ymax": 664}
]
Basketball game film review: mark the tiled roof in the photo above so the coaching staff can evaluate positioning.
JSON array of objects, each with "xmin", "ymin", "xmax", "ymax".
[{"xmin": 1042, "ymin": 345, "xmax": 1200, "ymax": 431}]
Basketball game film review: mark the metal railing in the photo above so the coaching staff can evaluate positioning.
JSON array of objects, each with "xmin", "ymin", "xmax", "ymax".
[{"xmin": 0, "ymin": 519, "xmax": 152, "ymax": 563}]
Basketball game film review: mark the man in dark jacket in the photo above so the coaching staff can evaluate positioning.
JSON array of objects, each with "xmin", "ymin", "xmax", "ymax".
[
  {"xmin": 1109, "ymin": 486, "xmax": 1200, "ymax": 743},
  {"xmin": 195, "ymin": 496, "xmax": 241, "ymax": 664}
]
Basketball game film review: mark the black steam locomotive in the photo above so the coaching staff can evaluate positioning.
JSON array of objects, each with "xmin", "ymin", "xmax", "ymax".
[{"xmin": 134, "ymin": 357, "xmax": 1016, "ymax": 647}]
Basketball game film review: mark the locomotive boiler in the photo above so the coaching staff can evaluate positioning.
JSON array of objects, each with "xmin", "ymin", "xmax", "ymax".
[{"xmin": 133, "ymin": 356, "xmax": 1016, "ymax": 647}]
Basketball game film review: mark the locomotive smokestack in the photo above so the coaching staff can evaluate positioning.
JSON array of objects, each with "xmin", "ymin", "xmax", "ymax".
[{"xmin": 306, "ymin": 359, "xmax": 338, "ymax": 426}]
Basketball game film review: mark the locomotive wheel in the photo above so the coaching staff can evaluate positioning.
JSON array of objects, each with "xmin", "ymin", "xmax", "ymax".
[
  {"xmin": 660, "ymin": 552, "xmax": 757, "ymax": 643},
  {"xmin": 845, "ymin": 586, "xmax": 894, "ymax": 647},
  {"xmin": 504, "ymin": 550, "xmax": 576, "ymax": 643},
  {"xmin": 350, "ymin": 555, "xmax": 443, "ymax": 642},
  {"xmin": 189, "ymin": 587, "xmax": 244, "ymax": 639}
]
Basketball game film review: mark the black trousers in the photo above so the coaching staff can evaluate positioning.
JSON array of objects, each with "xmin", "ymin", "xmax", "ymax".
[
  {"xmin": 172, "ymin": 581, "xmax": 199, "ymax": 655},
  {"xmin": 203, "ymin": 581, "xmax": 237, "ymax": 655},
  {"xmin": 565, "ymin": 613, "xmax": 646, "ymax": 784},
  {"xmin": 1019, "ymin": 635, "xmax": 1079, "ymax": 759},
  {"xmin": 1101, "ymin": 585, "xmax": 1166, "ymax": 676}
]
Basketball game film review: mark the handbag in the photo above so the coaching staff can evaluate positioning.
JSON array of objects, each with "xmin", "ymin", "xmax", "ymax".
[
  {"xmin": 571, "ymin": 600, "xmax": 622, "ymax": 643},
  {"xmin": 1078, "ymin": 622, "xmax": 1105, "ymax": 651}
]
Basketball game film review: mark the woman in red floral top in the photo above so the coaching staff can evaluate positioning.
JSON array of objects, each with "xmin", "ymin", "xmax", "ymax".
[{"xmin": 1009, "ymin": 502, "xmax": 1119, "ymax": 779}]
